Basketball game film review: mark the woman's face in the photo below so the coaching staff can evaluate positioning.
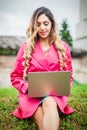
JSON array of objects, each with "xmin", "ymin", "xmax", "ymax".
[{"xmin": 37, "ymin": 14, "xmax": 52, "ymax": 40}]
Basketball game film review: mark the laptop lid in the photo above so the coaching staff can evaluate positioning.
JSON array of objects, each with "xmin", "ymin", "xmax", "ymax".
[{"xmin": 28, "ymin": 71, "xmax": 71, "ymax": 97}]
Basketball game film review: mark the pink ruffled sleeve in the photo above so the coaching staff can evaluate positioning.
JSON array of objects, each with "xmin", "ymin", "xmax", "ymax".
[{"xmin": 10, "ymin": 42, "xmax": 28, "ymax": 94}]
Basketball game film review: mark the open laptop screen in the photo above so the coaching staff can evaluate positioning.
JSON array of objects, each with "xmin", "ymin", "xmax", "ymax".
[{"xmin": 28, "ymin": 71, "xmax": 71, "ymax": 97}]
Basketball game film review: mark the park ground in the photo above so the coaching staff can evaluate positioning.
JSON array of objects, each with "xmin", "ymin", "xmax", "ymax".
[{"xmin": 0, "ymin": 83, "xmax": 87, "ymax": 130}]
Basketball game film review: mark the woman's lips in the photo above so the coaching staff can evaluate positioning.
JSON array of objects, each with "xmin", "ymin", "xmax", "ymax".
[{"xmin": 40, "ymin": 32, "xmax": 47, "ymax": 35}]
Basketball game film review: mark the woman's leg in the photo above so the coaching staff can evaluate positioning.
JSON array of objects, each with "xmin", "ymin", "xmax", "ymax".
[
  {"xmin": 33, "ymin": 106, "xmax": 43, "ymax": 130},
  {"xmin": 42, "ymin": 96, "xmax": 60, "ymax": 130}
]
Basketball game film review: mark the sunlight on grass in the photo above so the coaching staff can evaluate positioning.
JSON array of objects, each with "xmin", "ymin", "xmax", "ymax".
[{"xmin": 0, "ymin": 84, "xmax": 87, "ymax": 130}]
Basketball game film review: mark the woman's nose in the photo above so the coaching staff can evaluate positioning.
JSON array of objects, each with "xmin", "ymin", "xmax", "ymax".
[{"xmin": 40, "ymin": 24, "xmax": 45, "ymax": 30}]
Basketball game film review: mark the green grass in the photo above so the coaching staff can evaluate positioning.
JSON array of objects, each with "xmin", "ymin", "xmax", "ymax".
[{"xmin": 0, "ymin": 84, "xmax": 87, "ymax": 130}]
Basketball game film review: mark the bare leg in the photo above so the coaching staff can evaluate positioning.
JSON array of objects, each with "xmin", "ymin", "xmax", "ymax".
[
  {"xmin": 33, "ymin": 106, "xmax": 43, "ymax": 130},
  {"xmin": 42, "ymin": 97, "xmax": 60, "ymax": 130}
]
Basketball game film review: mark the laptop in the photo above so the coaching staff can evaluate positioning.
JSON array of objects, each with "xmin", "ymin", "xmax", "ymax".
[{"xmin": 28, "ymin": 71, "xmax": 71, "ymax": 97}]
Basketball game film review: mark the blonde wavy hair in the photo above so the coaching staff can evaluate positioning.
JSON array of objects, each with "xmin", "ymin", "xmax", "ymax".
[{"xmin": 23, "ymin": 7, "xmax": 68, "ymax": 70}]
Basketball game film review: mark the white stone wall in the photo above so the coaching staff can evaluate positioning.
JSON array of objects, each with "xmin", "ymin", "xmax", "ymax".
[
  {"xmin": 72, "ymin": 55, "xmax": 87, "ymax": 84},
  {"xmin": 0, "ymin": 56, "xmax": 16, "ymax": 87},
  {"xmin": 0, "ymin": 56, "xmax": 87, "ymax": 87},
  {"xmin": 76, "ymin": 21, "xmax": 87, "ymax": 38}
]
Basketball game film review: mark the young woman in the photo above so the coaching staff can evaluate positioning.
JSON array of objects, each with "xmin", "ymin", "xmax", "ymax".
[{"xmin": 10, "ymin": 7, "xmax": 74, "ymax": 130}]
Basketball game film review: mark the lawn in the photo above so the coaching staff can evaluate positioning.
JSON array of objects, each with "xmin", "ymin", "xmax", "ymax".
[{"xmin": 0, "ymin": 84, "xmax": 87, "ymax": 130}]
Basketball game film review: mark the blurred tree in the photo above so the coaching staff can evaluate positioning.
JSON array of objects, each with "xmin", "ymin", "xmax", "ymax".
[{"xmin": 59, "ymin": 19, "xmax": 73, "ymax": 47}]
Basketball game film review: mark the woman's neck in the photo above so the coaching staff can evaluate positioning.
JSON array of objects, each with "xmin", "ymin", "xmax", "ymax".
[{"xmin": 39, "ymin": 38, "xmax": 50, "ymax": 50}]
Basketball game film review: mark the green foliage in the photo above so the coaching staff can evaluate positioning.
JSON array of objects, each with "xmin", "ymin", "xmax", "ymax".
[
  {"xmin": 0, "ymin": 85, "xmax": 87, "ymax": 130},
  {"xmin": 0, "ymin": 48, "xmax": 18, "ymax": 55},
  {"xmin": 59, "ymin": 19, "xmax": 73, "ymax": 47}
]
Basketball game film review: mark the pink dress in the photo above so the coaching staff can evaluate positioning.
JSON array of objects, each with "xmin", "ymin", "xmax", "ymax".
[{"xmin": 10, "ymin": 40, "xmax": 74, "ymax": 119}]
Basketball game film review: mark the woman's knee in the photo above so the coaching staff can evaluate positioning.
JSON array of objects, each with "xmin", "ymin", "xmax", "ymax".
[
  {"xmin": 33, "ymin": 106, "xmax": 43, "ymax": 122},
  {"xmin": 42, "ymin": 96, "xmax": 57, "ymax": 111},
  {"xmin": 32, "ymin": 106, "xmax": 43, "ymax": 129}
]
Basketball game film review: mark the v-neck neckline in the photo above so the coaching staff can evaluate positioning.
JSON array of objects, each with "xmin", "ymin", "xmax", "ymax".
[
  {"xmin": 38, "ymin": 40, "xmax": 52, "ymax": 57},
  {"xmin": 31, "ymin": 40, "xmax": 59, "ymax": 71}
]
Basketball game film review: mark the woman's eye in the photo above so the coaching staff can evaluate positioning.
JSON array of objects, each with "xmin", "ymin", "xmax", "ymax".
[
  {"xmin": 37, "ymin": 22, "xmax": 49, "ymax": 27},
  {"xmin": 37, "ymin": 23, "xmax": 40, "ymax": 27},
  {"xmin": 44, "ymin": 22, "xmax": 49, "ymax": 26},
  {"xmin": 44, "ymin": 23, "xmax": 48, "ymax": 26}
]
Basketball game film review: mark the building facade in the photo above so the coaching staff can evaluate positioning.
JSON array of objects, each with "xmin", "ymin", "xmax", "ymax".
[
  {"xmin": 74, "ymin": 0, "xmax": 87, "ymax": 51},
  {"xmin": 73, "ymin": 0, "xmax": 87, "ymax": 84}
]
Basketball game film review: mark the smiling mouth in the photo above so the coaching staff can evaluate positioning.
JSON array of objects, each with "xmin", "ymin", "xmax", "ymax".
[{"xmin": 40, "ymin": 32, "xmax": 47, "ymax": 35}]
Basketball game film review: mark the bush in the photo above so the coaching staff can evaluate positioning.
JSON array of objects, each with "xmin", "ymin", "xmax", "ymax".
[{"xmin": 0, "ymin": 48, "xmax": 18, "ymax": 55}]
